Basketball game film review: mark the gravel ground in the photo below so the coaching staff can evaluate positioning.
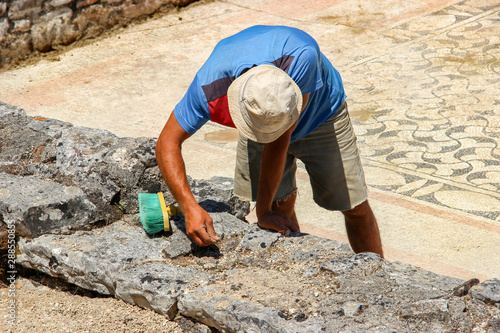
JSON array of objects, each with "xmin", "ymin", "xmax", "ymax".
[{"xmin": 0, "ymin": 277, "xmax": 185, "ymax": 333}]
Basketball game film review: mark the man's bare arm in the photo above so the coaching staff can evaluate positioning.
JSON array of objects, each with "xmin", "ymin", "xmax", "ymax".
[
  {"xmin": 255, "ymin": 94, "xmax": 309, "ymax": 235},
  {"xmin": 255, "ymin": 124, "xmax": 297, "ymax": 234},
  {"xmin": 155, "ymin": 112, "xmax": 219, "ymax": 246}
]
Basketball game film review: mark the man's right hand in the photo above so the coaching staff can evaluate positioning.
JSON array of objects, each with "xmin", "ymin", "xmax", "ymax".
[
  {"xmin": 184, "ymin": 205, "xmax": 220, "ymax": 246},
  {"xmin": 156, "ymin": 112, "xmax": 219, "ymax": 247}
]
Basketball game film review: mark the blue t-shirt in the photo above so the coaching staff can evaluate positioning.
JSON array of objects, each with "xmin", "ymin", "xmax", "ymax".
[{"xmin": 174, "ymin": 25, "xmax": 346, "ymax": 142}]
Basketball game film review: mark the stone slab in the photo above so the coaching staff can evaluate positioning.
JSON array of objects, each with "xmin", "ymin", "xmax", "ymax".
[
  {"xmin": 17, "ymin": 221, "xmax": 168, "ymax": 294},
  {"xmin": 115, "ymin": 262, "xmax": 212, "ymax": 320},
  {"xmin": 470, "ymin": 278, "xmax": 500, "ymax": 304},
  {"xmin": 0, "ymin": 173, "xmax": 97, "ymax": 237},
  {"xmin": 16, "ymin": 216, "xmax": 500, "ymax": 332}
]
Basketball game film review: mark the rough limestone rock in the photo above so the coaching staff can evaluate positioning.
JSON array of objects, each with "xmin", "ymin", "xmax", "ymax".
[
  {"xmin": 178, "ymin": 291, "xmax": 323, "ymax": 333},
  {"xmin": 115, "ymin": 262, "xmax": 212, "ymax": 320},
  {"xmin": 470, "ymin": 278, "xmax": 500, "ymax": 304},
  {"xmin": 0, "ymin": 102, "xmax": 166, "ymax": 219},
  {"xmin": 162, "ymin": 212, "xmax": 251, "ymax": 259},
  {"xmin": 52, "ymin": 124, "xmax": 161, "ymax": 212},
  {"xmin": 3, "ymin": 102, "xmax": 498, "ymax": 331},
  {"xmin": 17, "ymin": 214, "xmax": 500, "ymax": 332},
  {"xmin": 0, "ymin": 102, "xmax": 249, "ymax": 232},
  {"xmin": 17, "ymin": 221, "xmax": 170, "ymax": 295},
  {"xmin": 190, "ymin": 177, "xmax": 251, "ymax": 220},
  {"xmin": 0, "ymin": 173, "xmax": 97, "ymax": 237},
  {"xmin": 31, "ymin": 7, "xmax": 77, "ymax": 51}
]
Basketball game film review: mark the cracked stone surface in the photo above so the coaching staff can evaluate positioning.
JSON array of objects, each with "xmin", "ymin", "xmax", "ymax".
[
  {"xmin": 17, "ymin": 215, "xmax": 500, "ymax": 332},
  {"xmin": 0, "ymin": 102, "xmax": 249, "ymax": 230},
  {"xmin": 2, "ymin": 73, "xmax": 499, "ymax": 333},
  {"xmin": 0, "ymin": 173, "xmax": 98, "ymax": 237}
]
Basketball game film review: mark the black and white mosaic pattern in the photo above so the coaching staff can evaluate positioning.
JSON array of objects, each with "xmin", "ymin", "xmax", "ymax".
[{"xmin": 342, "ymin": 1, "xmax": 500, "ymax": 221}]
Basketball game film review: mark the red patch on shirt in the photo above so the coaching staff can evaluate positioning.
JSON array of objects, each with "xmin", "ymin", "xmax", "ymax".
[{"xmin": 208, "ymin": 95, "xmax": 236, "ymax": 128}]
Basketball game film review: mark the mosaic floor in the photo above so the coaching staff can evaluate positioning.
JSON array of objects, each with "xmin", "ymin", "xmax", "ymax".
[{"xmin": 341, "ymin": 0, "xmax": 500, "ymax": 223}]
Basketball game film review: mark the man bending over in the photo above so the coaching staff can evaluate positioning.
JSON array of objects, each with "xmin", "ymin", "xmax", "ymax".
[{"xmin": 156, "ymin": 25, "xmax": 384, "ymax": 257}]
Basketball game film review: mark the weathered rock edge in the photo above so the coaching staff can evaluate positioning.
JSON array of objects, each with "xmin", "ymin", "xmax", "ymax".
[
  {"xmin": 17, "ymin": 217, "xmax": 500, "ymax": 332},
  {"xmin": 0, "ymin": 0, "xmax": 198, "ymax": 69},
  {"xmin": 2, "ymin": 101, "xmax": 499, "ymax": 332},
  {"xmin": 0, "ymin": 173, "xmax": 98, "ymax": 236},
  {"xmin": 0, "ymin": 102, "xmax": 249, "ymax": 237}
]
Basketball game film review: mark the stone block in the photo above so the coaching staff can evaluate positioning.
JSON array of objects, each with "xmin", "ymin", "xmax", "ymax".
[
  {"xmin": 17, "ymin": 221, "xmax": 167, "ymax": 294},
  {"xmin": 48, "ymin": 0, "xmax": 74, "ymax": 7},
  {"xmin": 178, "ymin": 289, "xmax": 323, "ymax": 333},
  {"xmin": 0, "ymin": 173, "xmax": 98, "ymax": 237},
  {"xmin": 16, "ymin": 209, "xmax": 499, "ymax": 332},
  {"xmin": 8, "ymin": 104, "xmax": 498, "ymax": 331},
  {"xmin": 0, "ymin": 106, "xmax": 170, "ymax": 217},
  {"xmin": 50, "ymin": 125, "xmax": 165, "ymax": 213},
  {"xmin": 76, "ymin": 0, "xmax": 100, "ymax": 9},
  {"xmin": 27, "ymin": 116, "xmax": 74, "ymax": 138},
  {"xmin": 8, "ymin": 0, "xmax": 43, "ymax": 20},
  {"xmin": 0, "ymin": 33, "xmax": 31, "ymax": 63},
  {"xmin": 190, "ymin": 176, "xmax": 250, "ymax": 219},
  {"xmin": 0, "ymin": 18, "xmax": 8, "ymax": 43},
  {"xmin": 72, "ymin": 4, "xmax": 116, "ymax": 36},
  {"xmin": 115, "ymin": 262, "xmax": 212, "ymax": 319},
  {"xmin": 237, "ymin": 223, "xmax": 280, "ymax": 252},
  {"xmin": 12, "ymin": 19, "xmax": 30, "ymax": 32},
  {"xmin": 122, "ymin": 0, "xmax": 164, "ymax": 19},
  {"xmin": 0, "ymin": 2, "xmax": 8, "ymax": 16},
  {"xmin": 31, "ymin": 7, "xmax": 77, "ymax": 51},
  {"xmin": 162, "ymin": 212, "xmax": 250, "ymax": 258},
  {"xmin": 470, "ymin": 278, "xmax": 500, "ymax": 304}
]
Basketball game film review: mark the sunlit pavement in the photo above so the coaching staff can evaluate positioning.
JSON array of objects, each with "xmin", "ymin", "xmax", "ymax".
[{"xmin": 1, "ymin": 0, "xmax": 498, "ymax": 281}]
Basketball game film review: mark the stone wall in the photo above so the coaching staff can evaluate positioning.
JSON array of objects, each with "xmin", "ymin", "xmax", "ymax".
[{"xmin": 0, "ymin": 0, "xmax": 197, "ymax": 69}]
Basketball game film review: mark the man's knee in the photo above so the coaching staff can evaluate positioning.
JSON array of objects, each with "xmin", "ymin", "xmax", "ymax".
[{"xmin": 342, "ymin": 200, "xmax": 371, "ymax": 219}]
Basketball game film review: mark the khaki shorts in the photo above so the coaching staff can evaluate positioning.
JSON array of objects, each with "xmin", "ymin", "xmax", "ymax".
[{"xmin": 234, "ymin": 102, "xmax": 368, "ymax": 211}]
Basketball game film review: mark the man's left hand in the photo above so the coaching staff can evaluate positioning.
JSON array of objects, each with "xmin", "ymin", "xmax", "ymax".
[{"xmin": 258, "ymin": 211, "xmax": 299, "ymax": 236}]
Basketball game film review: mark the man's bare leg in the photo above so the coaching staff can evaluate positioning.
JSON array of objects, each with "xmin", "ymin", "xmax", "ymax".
[{"xmin": 342, "ymin": 200, "xmax": 384, "ymax": 258}]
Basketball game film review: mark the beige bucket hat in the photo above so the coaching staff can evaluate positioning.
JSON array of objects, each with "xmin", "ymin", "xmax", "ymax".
[{"xmin": 228, "ymin": 65, "xmax": 303, "ymax": 143}]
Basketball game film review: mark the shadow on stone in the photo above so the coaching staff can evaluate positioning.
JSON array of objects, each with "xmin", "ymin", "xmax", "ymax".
[
  {"xmin": 199, "ymin": 199, "xmax": 231, "ymax": 213},
  {"xmin": 191, "ymin": 243, "xmax": 222, "ymax": 259},
  {"xmin": 18, "ymin": 266, "xmax": 112, "ymax": 299}
]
